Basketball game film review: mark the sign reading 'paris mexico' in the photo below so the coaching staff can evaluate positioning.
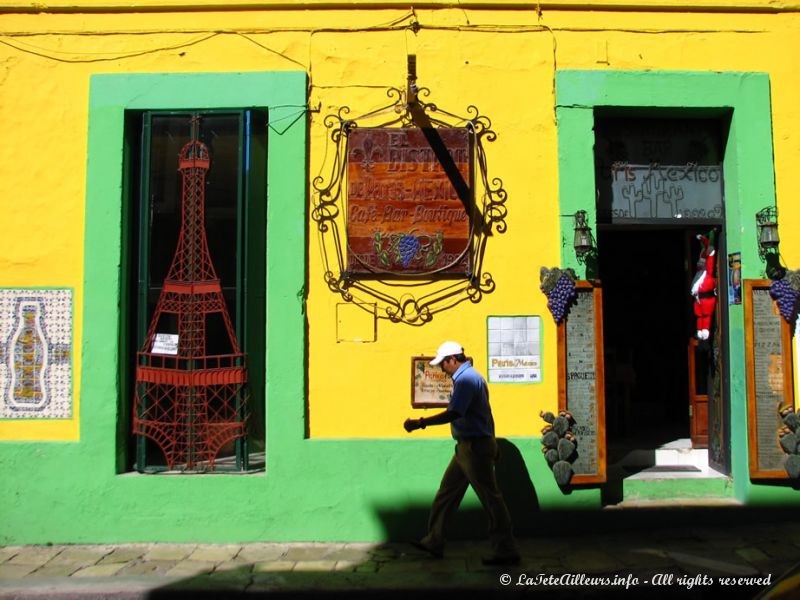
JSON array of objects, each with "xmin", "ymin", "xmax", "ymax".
[{"xmin": 346, "ymin": 127, "xmax": 472, "ymax": 275}]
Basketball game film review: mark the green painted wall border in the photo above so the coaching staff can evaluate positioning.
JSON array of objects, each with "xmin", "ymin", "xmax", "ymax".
[
  {"xmin": 556, "ymin": 70, "xmax": 796, "ymax": 505},
  {"xmin": 623, "ymin": 477, "xmax": 735, "ymax": 501}
]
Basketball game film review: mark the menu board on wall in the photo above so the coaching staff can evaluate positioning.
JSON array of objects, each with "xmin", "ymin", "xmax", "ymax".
[
  {"xmin": 744, "ymin": 280, "xmax": 795, "ymax": 479},
  {"xmin": 557, "ymin": 281, "xmax": 606, "ymax": 484}
]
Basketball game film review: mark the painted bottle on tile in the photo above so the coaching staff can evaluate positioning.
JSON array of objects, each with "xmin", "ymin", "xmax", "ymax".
[{"xmin": 7, "ymin": 301, "xmax": 48, "ymax": 411}]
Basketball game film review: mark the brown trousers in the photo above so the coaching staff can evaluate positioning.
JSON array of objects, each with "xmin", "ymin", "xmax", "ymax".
[{"xmin": 421, "ymin": 436, "xmax": 518, "ymax": 557}]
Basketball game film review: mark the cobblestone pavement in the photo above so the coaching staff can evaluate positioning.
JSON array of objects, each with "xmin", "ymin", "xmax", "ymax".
[{"xmin": 1, "ymin": 517, "xmax": 799, "ymax": 599}]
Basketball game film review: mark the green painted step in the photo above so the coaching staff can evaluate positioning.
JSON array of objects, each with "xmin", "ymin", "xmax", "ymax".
[{"xmin": 621, "ymin": 476, "xmax": 735, "ymax": 502}]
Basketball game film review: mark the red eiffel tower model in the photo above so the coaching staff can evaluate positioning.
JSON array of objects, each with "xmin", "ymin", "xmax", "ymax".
[{"xmin": 134, "ymin": 125, "xmax": 248, "ymax": 471}]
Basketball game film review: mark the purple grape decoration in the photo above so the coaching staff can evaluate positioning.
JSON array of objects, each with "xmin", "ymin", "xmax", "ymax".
[
  {"xmin": 541, "ymin": 269, "xmax": 577, "ymax": 324},
  {"xmin": 398, "ymin": 233, "xmax": 420, "ymax": 268},
  {"xmin": 769, "ymin": 277, "xmax": 800, "ymax": 324}
]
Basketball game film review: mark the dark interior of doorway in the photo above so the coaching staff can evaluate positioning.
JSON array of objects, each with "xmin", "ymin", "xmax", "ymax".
[{"xmin": 599, "ymin": 226, "xmax": 705, "ymax": 475}]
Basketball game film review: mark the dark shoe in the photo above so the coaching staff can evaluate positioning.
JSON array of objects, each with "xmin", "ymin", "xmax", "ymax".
[
  {"xmin": 410, "ymin": 540, "xmax": 444, "ymax": 559},
  {"xmin": 481, "ymin": 554, "xmax": 521, "ymax": 566}
]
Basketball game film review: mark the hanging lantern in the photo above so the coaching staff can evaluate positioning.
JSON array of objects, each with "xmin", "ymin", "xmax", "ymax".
[
  {"xmin": 756, "ymin": 206, "xmax": 779, "ymax": 259},
  {"xmin": 573, "ymin": 210, "xmax": 593, "ymax": 257}
]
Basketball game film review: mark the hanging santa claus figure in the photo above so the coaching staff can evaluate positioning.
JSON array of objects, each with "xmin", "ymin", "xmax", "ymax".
[{"xmin": 690, "ymin": 230, "xmax": 717, "ymax": 340}]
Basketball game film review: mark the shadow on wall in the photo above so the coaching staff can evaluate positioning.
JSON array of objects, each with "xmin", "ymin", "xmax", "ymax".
[
  {"xmin": 378, "ymin": 437, "xmax": 800, "ymax": 540},
  {"xmin": 374, "ymin": 438, "xmax": 542, "ymax": 541},
  {"xmin": 495, "ymin": 438, "xmax": 541, "ymax": 536}
]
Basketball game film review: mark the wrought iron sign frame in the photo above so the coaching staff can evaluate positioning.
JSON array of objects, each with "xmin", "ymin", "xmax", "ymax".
[{"xmin": 312, "ymin": 75, "xmax": 507, "ymax": 325}]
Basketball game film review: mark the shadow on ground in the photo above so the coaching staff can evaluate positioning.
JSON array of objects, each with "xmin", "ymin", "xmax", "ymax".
[
  {"xmin": 142, "ymin": 503, "xmax": 800, "ymax": 600},
  {"xmin": 143, "ymin": 436, "xmax": 799, "ymax": 599}
]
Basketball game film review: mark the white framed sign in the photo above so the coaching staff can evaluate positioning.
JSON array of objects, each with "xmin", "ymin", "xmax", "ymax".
[
  {"xmin": 151, "ymin": 333, "xmax": 179, "ymax": 356},
  {"xmin": 411, "ymin": 356, "xmax": 452, "ymax": 408},
  {"xmin": 487, "ymin": 316, "xmax": 542, "ymax": 384}
]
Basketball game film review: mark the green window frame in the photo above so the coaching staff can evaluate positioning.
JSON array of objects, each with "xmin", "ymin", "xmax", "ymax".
[{"xmin": 83, "ymin": 72, "xmax": 307, "ymax": 474}]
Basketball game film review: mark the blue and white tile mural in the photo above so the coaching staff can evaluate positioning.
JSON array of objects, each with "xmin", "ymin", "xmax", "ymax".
[{"xmin": 0, "ymin": 289, "xmax": 72, "ymax": 419}]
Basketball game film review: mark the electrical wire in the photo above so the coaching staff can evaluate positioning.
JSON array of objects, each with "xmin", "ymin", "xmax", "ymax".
[
  {"xmin": 0, "ymin": 32, "xmax": 220, "ymax": 63},
  {"xmin": 235, "ymin": 32, "xmax": 307, "ymax": 70}
]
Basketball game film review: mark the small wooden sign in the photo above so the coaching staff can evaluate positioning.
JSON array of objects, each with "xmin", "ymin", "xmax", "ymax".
[
  {"xmin": 411, "ymin": 356, "xmax": 452, "ymax": 408},
  {"xmin": 347, "ymin": 127, "xmax": 472, "ymax": 275}
]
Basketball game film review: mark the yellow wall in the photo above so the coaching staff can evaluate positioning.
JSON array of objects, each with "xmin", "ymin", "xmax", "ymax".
[{"xmin": 1, "ymin": 1, "xmax": 798, "ymax": 441}]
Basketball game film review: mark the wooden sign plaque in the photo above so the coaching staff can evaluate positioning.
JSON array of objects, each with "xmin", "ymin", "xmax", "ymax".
[
  {"xmin": 557, "ymin": 281, "xmax": 607, "ymax": 484},
  {"xmin": 411, "ymin": 356, "xmax": 452, "ymax": 408},
  {"xmin": 744, "ymin": 279, "xmax": 795, "ymax": 479},
  {"xmin": 346, "ymin": 127, "xmax": 472, "ymax": 275}
]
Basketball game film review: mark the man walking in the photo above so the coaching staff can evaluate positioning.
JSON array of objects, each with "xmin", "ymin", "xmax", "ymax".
[{"xmin": 403, "ymin": 341, "xmax": 520, "ymax": 566}]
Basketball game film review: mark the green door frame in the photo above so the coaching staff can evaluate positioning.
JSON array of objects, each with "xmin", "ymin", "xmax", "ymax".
[{"xmin": 555, "ymin": 70, "xmax": 777, "ymax": 501}]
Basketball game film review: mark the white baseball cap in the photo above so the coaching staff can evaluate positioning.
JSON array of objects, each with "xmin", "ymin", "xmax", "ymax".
[{"xmin": 429, "ymin": 341, "xmax": 463, "ymax": 366}]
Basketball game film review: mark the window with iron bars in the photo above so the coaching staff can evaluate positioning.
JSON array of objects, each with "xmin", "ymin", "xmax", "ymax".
[{"xmin": 121, "ymin": 110, "xmax": 267, "ymax": 473}]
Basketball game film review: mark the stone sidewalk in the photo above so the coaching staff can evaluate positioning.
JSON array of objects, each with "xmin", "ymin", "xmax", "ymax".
[{"xmin": 1, "ymin": 519, "xmax": 799, "ymax": 599}]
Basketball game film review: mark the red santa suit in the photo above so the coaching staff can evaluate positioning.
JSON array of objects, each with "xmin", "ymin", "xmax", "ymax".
[{"xmin": 691, "ymin": 233, "xmax": 717, "ymax": 340}]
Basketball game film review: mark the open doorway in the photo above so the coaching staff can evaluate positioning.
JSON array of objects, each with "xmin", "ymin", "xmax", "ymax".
[
  {"xmin": 592, "ymin": 113, "xmax": 731, "ymax": 481},
  {"xmin": 598, "ymin": 225, "xmax": 726, "ymax": 479}
]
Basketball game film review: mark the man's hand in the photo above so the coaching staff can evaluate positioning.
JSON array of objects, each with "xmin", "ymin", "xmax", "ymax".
[{"xmin": 404, "ymin": 410, "xmax": 456, "ymax": 432}]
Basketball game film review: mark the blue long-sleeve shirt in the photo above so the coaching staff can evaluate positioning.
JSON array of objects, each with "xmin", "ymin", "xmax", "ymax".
[{"xmin": 448, "ymin": 362, "xmax": 495, "ymax": 440}]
